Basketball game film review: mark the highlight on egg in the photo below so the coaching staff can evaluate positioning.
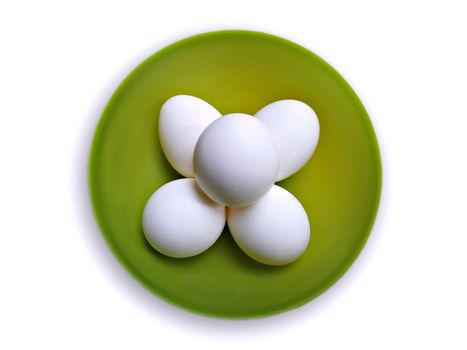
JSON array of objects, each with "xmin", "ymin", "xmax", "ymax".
[{"xmin": 142, "ymin": 94, "xmax": 319, "ymax": 265}]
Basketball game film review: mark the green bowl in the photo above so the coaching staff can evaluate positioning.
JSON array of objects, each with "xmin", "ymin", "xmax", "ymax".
[{"xmin": 89, "ymin": 30, "xmax": 382, "ymax": 318}]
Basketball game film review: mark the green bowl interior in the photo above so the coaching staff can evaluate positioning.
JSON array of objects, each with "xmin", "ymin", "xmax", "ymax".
[{"xmin": 89, "ymin": 30, "xmax": 382, "ymax": 318}]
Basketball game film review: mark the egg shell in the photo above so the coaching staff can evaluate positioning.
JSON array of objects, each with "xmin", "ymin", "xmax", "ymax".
[
  {"xmin": 159, "ymin": 95, "xmax": 221, "ymax": 177},
  {"xmin": 142, "ymin": 178, "xmax": 226, "ymax": 258},
  {"xmin": 193, "ymin": 113, "xmax": 279, "ymax": 207},
  {"xmin": 255, "ymin": 99, "xmax": 320, "ymax": 181},
  {"xmin": 227, "ymin": 185, "xmax": 310, "ymax": 265}
]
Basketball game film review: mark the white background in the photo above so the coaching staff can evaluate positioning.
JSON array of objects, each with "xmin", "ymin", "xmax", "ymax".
[{"xmin": 1, "ymin": 1, "xmax": 466, "ymax": 349}]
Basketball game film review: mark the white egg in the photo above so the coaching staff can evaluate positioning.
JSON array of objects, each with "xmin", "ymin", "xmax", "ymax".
[
  {"xmin": 159, "ymin": 95, "xmax": 221, "ymax": 177},
  {"xmin": 142, "ymin": 178, "xmax": 226, "ymax": 258},
  {"xmin": 193, "ymin": 113, "xmax": 279, "ymax": 207},
  {"xmin": 227, "ymin": 185, "xmax": 310, "ymax": 265},
  {"xmin": 255, "ymin": 99, "xmax": 320, "ymax": 181}
]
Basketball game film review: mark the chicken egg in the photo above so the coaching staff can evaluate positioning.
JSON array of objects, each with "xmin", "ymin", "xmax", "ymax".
[
  {"xmin": 142, "ymin": 178, "xmax": 226, "ymax": 258},
  {"xmin": 255, "ymin": 99, "xmax": 320, "ymax": 181},
  {"xmin": 159, "ymin": 95, "xmax": 221, "ymax": 177},
  {"xmin": 193, "ymin": 113, "xmax": 279, "ymax": 207},
  {"xmin": 227, "ymin": 185, "xmax": 310, "ymax": 265}
]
